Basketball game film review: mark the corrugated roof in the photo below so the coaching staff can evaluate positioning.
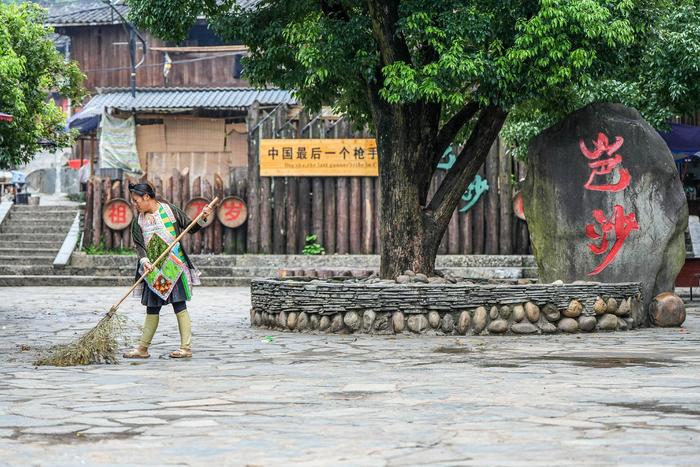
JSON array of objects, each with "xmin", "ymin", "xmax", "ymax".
[{"xmin": 80, "ymin": 87, "xmax": 297, "ymax": 113}]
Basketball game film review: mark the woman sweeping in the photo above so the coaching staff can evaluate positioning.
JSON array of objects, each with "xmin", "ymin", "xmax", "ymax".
[{"xmin": 123, "ymin": 182, "xmax": 212, "ymax": 359}]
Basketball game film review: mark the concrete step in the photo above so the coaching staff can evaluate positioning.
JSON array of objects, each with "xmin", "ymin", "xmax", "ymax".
[
  {"xmin": 0, "ymin": 233, "xmax": 66, "ymax": 242},
  {"xmin": 8, "ymin": 211, "xmax": 79, "ymax": 221},
  {"xmin": 1, "ymin": 224, "xmax": 73, "ymax": 234},
  {"xmin": 0, "ymin": 240, "xmax": 62, "ymax": 249},
  {"xmin": 0, "ymin": 256, "xmax": 55, "ymax": 266},
  {"xmin": 0, "ymin": 275, "xmax": 250, "ymax": 287},
  {"xmin": 0, "ymin": 247, "xmax": 59, "ymax": 257},
  {"xmin": 11, "ymin": 205, "xmax": 80, "ymax": 212}
]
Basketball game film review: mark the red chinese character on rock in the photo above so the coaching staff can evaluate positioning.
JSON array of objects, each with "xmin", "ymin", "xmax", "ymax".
[
  {"xmin": 579, "ymin": 132, "xmax": 631, "ymax": 192},
  {"xmin": 108, "ymin": 203, "xmax": 127, "ymax": 225},
  {"xmin": 585, "ymin": 204, "xmax": 639, "ymax": 275},
  {"xmin": 224, "ymin": 199, "xmax": 243, "ymax": 221}
]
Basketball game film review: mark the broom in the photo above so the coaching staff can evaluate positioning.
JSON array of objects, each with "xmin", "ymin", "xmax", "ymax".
[{"xmin": 36, "ymin": 197, "xmax": 220, "ymax": 367}]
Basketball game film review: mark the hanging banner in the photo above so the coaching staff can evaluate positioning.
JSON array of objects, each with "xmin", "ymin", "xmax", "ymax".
[
  {"xmin": 260, "ymin": 138, "xmax": 378, "ymax": 176},
  {"xmin": 99, "ymin": 111, "xmax": 142, "ymax": 175}
]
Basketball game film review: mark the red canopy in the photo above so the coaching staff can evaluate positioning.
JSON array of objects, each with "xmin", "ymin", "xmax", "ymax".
[{"xmin": 0, "ymin": 112, "xmax": 13, "ymax": 122}]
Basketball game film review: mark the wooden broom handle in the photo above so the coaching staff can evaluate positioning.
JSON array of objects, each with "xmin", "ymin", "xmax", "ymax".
[{"xmin": 108, "ymin": 197, "xmax": 220, "ymax": 314}]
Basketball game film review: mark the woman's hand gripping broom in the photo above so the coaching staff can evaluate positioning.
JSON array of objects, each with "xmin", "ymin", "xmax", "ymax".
[{"xmin": 36, "ymin": 197, "xmax": 220, "ymax": 367}]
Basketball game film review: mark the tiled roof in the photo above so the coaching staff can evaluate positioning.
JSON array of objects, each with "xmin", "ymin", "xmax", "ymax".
[
  {"xmin": 80, "ymin": 87, "xmax": 297, "ymax": 113},
  {"xmin": 45, "ymin": 2, "xmax": 128, "ymax": 26}
]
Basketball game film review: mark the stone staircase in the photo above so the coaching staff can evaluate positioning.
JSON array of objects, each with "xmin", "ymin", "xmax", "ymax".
[{"xmin": 0, "ymin": 205, "xmax": 80, "ymax": 286}]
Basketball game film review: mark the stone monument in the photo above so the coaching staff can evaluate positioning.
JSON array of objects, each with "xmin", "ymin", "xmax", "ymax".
[{"xmin": 523, "ymin": 102, "xmax": 688, "ymax": 323}]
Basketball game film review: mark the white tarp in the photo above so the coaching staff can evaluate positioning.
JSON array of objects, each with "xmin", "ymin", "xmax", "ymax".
[{"xmin": 99, "ymin": 111, "xmax": 142, "ymax": 175}]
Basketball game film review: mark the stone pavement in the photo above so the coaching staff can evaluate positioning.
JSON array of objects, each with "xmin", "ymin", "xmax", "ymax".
[{"xmin": 1, "ymin": 287, "xmax": 700, "ymax": 466}]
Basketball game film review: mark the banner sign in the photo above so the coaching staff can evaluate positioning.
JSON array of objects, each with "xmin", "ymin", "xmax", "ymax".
[
  {"xmin": 99, "ymin": 112, "xmax": 142, "ymax": 175},
  {"xmin": 260, "ymin": 138, "xmax": 378, "ymax": 177}
]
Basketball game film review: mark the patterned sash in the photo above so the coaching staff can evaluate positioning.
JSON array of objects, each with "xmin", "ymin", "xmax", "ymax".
[{"xmin": 138, "ymin": 204, "xmax": 193, "ymax": 301}]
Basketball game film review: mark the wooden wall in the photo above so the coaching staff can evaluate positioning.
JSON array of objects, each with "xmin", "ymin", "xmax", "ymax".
[{"xmin": 64, "ymin": 25, "xmax": 245, "ymax": 92}]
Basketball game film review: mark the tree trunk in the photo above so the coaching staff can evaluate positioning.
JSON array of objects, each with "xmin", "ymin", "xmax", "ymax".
[{"xmin": 377, "ymin": 106, "xmax": 507, "ymax": 279}]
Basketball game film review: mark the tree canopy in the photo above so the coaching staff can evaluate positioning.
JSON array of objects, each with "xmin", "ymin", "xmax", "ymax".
[
  {"xmin": 129, "ymin": 0, "xmax": 700, "ymax": 154},
  {"xmin": 0, "ymin": 2, "xmax": 85, "ymax": 169}
]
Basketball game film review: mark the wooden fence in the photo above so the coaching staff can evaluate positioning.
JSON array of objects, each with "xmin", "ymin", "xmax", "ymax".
[
  {"xmin": 83, "ymin": 106, "xmax": 530, "ymax": 256},
  {"xmin": 244, "ymin": 105, "xmax": 531, "ymax": 255},
  {"xmin": 82, "ymin": 168, "xmax": 248, "ymax": 254}
]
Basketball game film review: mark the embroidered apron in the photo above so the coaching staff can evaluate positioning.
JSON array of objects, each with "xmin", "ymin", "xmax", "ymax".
[{"xmin": 138, "ymin": 204, "xmax": 197, "ymax": 301}]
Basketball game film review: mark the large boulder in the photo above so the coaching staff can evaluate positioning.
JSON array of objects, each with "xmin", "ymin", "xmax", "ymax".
[{"xmin": 523, "ymin": 103, "xmax": 687, "ymax": 318}]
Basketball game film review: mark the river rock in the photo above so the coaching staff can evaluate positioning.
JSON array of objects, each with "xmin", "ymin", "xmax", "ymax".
[
  {"xmin": 343, "ymin": 311, "xmax": 361, "ymax": 331},
  {"xmin": 428, "ymin": 311, "xmax": 441, "ymax": 329},
  {"xmin": 415, "ymin": 273, "xmax": 429, "ymax": 283},
  {"xmin": 278, "ymin": 311, "xmax": 288, "ymax": 328},
  {"xmin": 441, "ymin": 313, "xmax": 455, "ymax": 333},
  {"xmin": 512, "ymin": 305, "xmax": 525, "ymax": 322},
  {"xmin": 310, "ymin": 314, "xmax": 320, "ymax": 330},
  {"xmin": 557, "ymin": 318, "xmax": 579, "ymax": 333},
  {"xmin": 597, "ymin": 313, "xmax": 619, "ymax": 331},
  {"xmin": 407, "ymin": 315, "xmax": 429, "ymax": 333},
  {"xmin": 649, "ymin": 292, "xmax": 686, "ymax": 327},
  {"xmin": 373, "ymin": 312, "xmax": 390, "ymax": 332},
  {"xmin": 539, "ymin": 321, "xmax": 558, "ymax": 334},
  {"xmin": 319, "ymin": 316, "xmax": 330, "ymax": 331},
  {"xmin": 616, "ymin": 298, "xmax": 631, "ymax": 317},
  {"xmin": 578, "ymin": 316, "xmax": 597, "ymax": 332},
  {"xmin": 606, "ymin": 297, "xmax": 619, "ymax": 314},
  {"xmin": 362, "ymin": 310, "xmax": 376, "ymax": 331},
  {"xmin": 511, "ymin": 322, "xmax": 538, "ymax": 334},
  {"xmin": 331, "ymin": 314, "xmax": 344, "ymax": 332},
  {"xmin": 525, "ymin": 302, "xmax": 540, "ymax": 322},
  {"xmin": 489, "ymin": 306, "xmax": 499, "ymax": 320},
  {"xmin": 593, "ymin": 297, "xmax": 607, "ymax": 315},
  {"xmin": 287, "ymin": 312, "xmax": 298, "ymax": 330},
  {"xmin": 523, "ymin": 103, "xmax": 687, "ymax": 312},
  {"xmin": 487, "ymin": 319, "xmax": 508, "ymax": 334},
  {"xmin": 253, "ymin": 312, "xmax": 262, "ymax": 326},
  {"xmin": 392, "ymin": 312, "xmax": 405, "ymax": 333},
  {"xmin": 297, "ymin": 312, "xmax": 309, "ymax": 331},
  {"xmin": 396, "ymin": 275, "xmax": 410, "ymax": 284},
  {"xmin": 457, "ymin": 311, "xmax": 471, "ymax": 335},
  {"xmin": 499, "ymin": 305, "xmax": 512, "ymax": 320},
  {"xmin": 473, "ymin": 307, "xmax": 488, "ymax": 333},
  {"xmin": 564, "ymin": 300, "xmax": 582, "ymax": 318},
  {"xmin": 543, "ymin": 304, "xmax": 560, "ymax": 322}
]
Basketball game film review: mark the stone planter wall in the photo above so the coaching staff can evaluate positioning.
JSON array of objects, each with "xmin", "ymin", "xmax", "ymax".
[{"xmin": 250, "ymin": 279, "xmax": 644, "ymax": 335}]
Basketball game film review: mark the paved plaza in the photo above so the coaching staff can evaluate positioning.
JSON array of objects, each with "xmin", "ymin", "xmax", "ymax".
[{"xmin": 1, "ymin": 287, "xmax": 700, "ymax": 466}]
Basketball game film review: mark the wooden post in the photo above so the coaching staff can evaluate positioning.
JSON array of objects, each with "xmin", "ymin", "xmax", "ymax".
[
  {"xmin": 202, "ymin": 178, "xmax": 214, "ymax": 253},
  {"xmin": 233, "ymin": 167, "xmax": 248, "ymax": 254},
  {"xmin": 181, "ymin": 167, "xmax": 191, "ymax": 253},
  {"xmin": 310, "ymin": 113, "xmax": 325, "ymax": 247},
  {"xmin": 83, "ymin": 180, "xmax": 94, "ymax": 248},
  {"xmin": 287, "ymin": 178, "xmax": 299, "ymax": 254},
  {"xmin": 298, "ymin": 178, "xmax": 311, "ymax": 246},
  {"xmin": 485, "ymin": 141, "xmax": 500, "ymax": 255},
  {"xmin": 166, "ymin": 174, "xmax": 174, "ymax": 204},
  {"xmin": 172, "ymin": 168, "xmax": 182, "ymax": 209},
  {"xmin": 447, "ymin": 208, "xmax": 460, "ymax": 254},
  {"xmin": 213, "ymin": 173, "xmax": 224, "ymax": 254},
  {"xmin": 335, "ymin": 120, "xmax": 349, "ymax": 254},
  {"xmin": 192, "ymin": 176, "xmax": 202, "ymax": 254},
  {"xmin": 102, "ymin": 178, "xmax": 113, "ymax": 250},
  {"xmin": 246, "ymin": 101, "xmax": 261, "ymax": 253},
  {"xmin": 361, "ymin": 177, "xmax": 373, "ymax": 254},
  {"xmin": 92, "ymin": 178, "xmax": 102, "ymax": 247},
  {"xmin": 272, "ymin": 178, "xmax": 286, "ymax": 253},
  {"xmin": 154, "ymin": 176, "xmax": 163, "ymax": 200},
  {"xmin": 460, "ymin": 209, "xmax": 472, "ymax": 254},
  {"xmin": 498, "ymin": 138, "xmax": 513, "ymax": 255},
  {"xmin": 374, "ymin": 176, "xmax": 381, "ymax": 254},
  {"xmin": 472, "ymin": 168, "xmax": 485, "ymax": 254},
  {"xmin": 517, "ymin": 162, "xmax": 530, "ymax": 254},
  {"xmin": 349, "ymin": 177, "xmax": 362, "ymax": 254}
]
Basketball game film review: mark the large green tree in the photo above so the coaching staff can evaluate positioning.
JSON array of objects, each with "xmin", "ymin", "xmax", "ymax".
[
  {"xmin": 128, "ymin": 0, "xmax": 700, "ymax": 278},
  {"xmin": 0, "ymin": 2, "xmax": 85, "ymax": 169}
]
